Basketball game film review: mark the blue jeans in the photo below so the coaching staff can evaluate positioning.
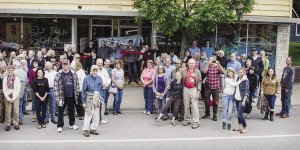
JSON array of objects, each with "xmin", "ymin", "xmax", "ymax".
[
  {"xmin": 281, "ymin": 88, "xmax": 292, "ymax": 116},
  {"xmin": 235, "ymin": 99, "xmax": 247, "ymax": 128},
  {"xmin": 104, "ymin": 89, "xmax": 110, "ymax": 112},
  {"xmin": 45, "ymin": 89, "xmax": 56, "ymax": 121},
  {"xmin": 127, "ymin": 61, "xmax": 138, "ymax": 81},
  {"xmin": 113, "ymin": 88, "xmax": 123, "ymax": 112},
  {"xmin": 221, "ymin": 95, "xmax": 234, "ymax": 124},
  {"xmin": 143, "ymin": 87, "xmax": 154, "ymax": 113},
  {"xmin": 19, "ymin": 97, "xmax": 25, "ymax": 122},
  {"xmin": 265, "ymin": 95, "xmax": 276, "ymax": 111}
]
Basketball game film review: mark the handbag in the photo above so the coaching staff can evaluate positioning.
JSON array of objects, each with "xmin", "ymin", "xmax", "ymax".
[{"xmin": 109, "ymin": 84, "xmax": 118, "ymax": 94}]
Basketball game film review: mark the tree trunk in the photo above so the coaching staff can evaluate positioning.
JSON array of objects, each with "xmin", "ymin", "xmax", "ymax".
[{"xmin": 180, "ymin": 31, "xmax": 187, "ymax": 59}]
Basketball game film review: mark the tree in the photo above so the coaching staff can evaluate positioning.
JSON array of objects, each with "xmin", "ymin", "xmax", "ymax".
[{"xmin": 133, "ymin": 0, "xmax": 255, "ymax": 57}]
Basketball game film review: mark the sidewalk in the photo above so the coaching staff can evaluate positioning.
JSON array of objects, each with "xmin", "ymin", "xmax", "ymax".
[{"xmin": 107, "ymin": 83, "xmax": 300, "ymax": 111}]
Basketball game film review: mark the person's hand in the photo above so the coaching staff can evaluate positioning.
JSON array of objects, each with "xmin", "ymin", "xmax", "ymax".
[
  {"xmin": 275, "ymin": 92, "xmax": 280, "ymax": 97},
  {"xmin": 9, "ymin": 99, "xmax": 14, "ymax": 103},
  {"xmin": 155, "ymin": 92, "xmax": 160, "ymax": 96},
  {"xmin": 166, "ymin": 98, "xmax": 169, "ymax": 102},
  {"xmin": 285, "ymin": 89, "xmax": 289, "ymax": 94},
  {"xmin": 82, "ymin": 103, "xmax": 86, "ymax": 109},
  {"xmin": 242, "ymin": 101, "xmax": 246, "ymax": 107}
]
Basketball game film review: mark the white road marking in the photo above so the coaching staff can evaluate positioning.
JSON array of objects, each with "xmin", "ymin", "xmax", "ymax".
[{"xmin": 1, "ymin": 134, "xmax": 300, "ymax": 143}]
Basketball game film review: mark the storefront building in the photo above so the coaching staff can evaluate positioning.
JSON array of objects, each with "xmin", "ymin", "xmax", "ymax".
[{"xmin": 0, "ymin": 0, "xmax": 299, "ymax": 76}]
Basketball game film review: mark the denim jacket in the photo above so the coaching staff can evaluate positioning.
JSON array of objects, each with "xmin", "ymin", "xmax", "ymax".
[{"xmin": 234, "ymin": 78, "xmax": 249, "ymax": 102}]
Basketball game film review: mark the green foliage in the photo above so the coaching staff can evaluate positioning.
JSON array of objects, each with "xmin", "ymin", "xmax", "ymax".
[
  {"xmin": 133, "ymin": 0, "xmax": 255, "ymax": 36},
  {"xmin": 289, "ymin": 42, "xmax": 300, "ymax": 66}
]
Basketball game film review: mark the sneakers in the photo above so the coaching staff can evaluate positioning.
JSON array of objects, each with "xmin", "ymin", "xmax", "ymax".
[
  {"xmin": 142, "ymin": 111, "xmax": 147, "ymax": 114},
  {"xmin": 57, "ymin": 127, "xmax": 63, "ymax": 133},
  {"xmin": 14, "ymin": 125, "xmax": 20, "ymax": 130},
  {"xmin": 83, "ymin": 130, "xmax": 90, "ymax": 137},
  {"xmin": 192, "ymin": 123, "xmax": 199, "ymax": 129},
  {"xmin": 202, "ymin": 114, "xmax": 210, "ymax": 119},
  {"xmin": 100, "ymin": 120, "xmax": 108, "ymax": 124},
  {"xmin": 51, "ymin": 119, "xmax": 58, "ymax": 124},
  {"xmin": 146, "ymin": 112, "xmax": 151, "ymax": 115},
  {"xmin": 78, "ymin": 117, "xmax": 84, "ymax": 120},
  {"xmin": 69, "ymin": 125, "xmax": 79, "ymax": 130},
  {"xmin": 183, "ymin": 121, "xmax": 190, "ymax": 126},
  {"xmin": 227, "ymin": 124, "xmax": 231, "ymax": 131},
  {"xmin": 90, "ymin": 130, "xmax": 99, "ymax": 135},
  {"xmin": 113, "ymin": 111, "xmax": 118, "ymax": 115},
  {"xmin": 222, "ymin": 122, "xmax": 226, "ymax": 129},
  {"xmin": 104, "ymin": 112, "xmax": 109, "ymax": 115},
  {"xmin": 212, "ymin": 115, "xmax": 217, "ymax": 121},
  {"xmin": 5, "ymin": 126, "xmax": 10, "ymax": 131}
]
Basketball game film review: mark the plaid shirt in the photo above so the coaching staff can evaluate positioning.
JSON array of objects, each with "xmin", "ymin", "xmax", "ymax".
[{"xmin": 207, "ymin": 65, "xmax": 221, "ymax": 89}]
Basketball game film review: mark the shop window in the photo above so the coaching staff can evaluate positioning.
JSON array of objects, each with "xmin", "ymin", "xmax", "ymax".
[
  {"xmin": 92, "ymin": 19, "xmax": 112, "ymax": 26},
  {"xmin": 0, "ymin": 17, "xmax": 22, "ymax": 51},
  {"xmin": 23, "ymin": 18, "xmax": 72, "ymax": 51}
]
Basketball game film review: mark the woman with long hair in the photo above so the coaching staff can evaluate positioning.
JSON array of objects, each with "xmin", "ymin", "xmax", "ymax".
[
  {"xmin": 221, "ymin": 69, "xmax": 246, "ymax": 130},
  {"xmin": 152, "ymin": 65, "xmax": 169, "ymax": 115},
  {"xmin": 261, "ymin": 68, "xmax": 280, "ymax": 121}
]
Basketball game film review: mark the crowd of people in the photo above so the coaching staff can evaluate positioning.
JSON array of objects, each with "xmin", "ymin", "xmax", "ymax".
[{"xmin": 0, "ymin": 39, "xmax": 295, "ymax": 137}]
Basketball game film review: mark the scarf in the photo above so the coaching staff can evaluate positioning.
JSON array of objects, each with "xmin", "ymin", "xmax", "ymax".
[{"xmin": 7, "ymin": 75, "xmax": 15, "ymax": 89}]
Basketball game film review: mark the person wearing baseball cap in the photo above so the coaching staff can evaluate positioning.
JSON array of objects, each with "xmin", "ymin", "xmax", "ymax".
[
  {"xmin": 54, "ymin": 58, "xmax": 80, "ymax": 133},
  {"xmin": 81, "ymin": 65, "xmax": 103, "ymax": 137}
]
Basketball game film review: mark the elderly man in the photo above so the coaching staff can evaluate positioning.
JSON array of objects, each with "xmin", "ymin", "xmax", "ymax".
[
  {"xmin": 81, "ymin": 65, "xmax": 103, "ymax": 137},
  {"xmin": 44, "ymin": 62, "xmax": 58, "ymax": 124},
  {"xmin": 54, "ymin": 59, "xmax": 80, "ymax": 133},
  {"xmin": 96, "ymin": 58, "xmax": 111, "ymax": 123},
  {"xmin": 164, "ymin": 57, "xmax": 176, "ymax": 80},
  {"xmin": 13, "ymin": 61, "xmax": 27, "ymax": 125},
  {"xmin": 202, "ymin": 57, "xmax": 224, "ymax": 121},
  {"xmin": 181, "ymin": 59, "xmax": 202, "ymax": 129},
  {"xmin": 226, "ymin": 53, "xmax": 242, "ymax": 73}
]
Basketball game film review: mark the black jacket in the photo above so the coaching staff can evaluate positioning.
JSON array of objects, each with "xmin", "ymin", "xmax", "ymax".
[
  {"xmin": 85, "ymin": 56, "xmax": 98, "ymax": 74},
  {"xmin": 247, "ymin": 73, "xmax": 258, "ymax": 92},
  {"xmin": 247, "ymin": 55, "xmax": 264, "ymax": 75}
]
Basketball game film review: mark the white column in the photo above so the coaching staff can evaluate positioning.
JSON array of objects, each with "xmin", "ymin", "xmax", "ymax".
[
  {"xmin": 276, "ymin": 24, "xmax": 291, "ymax": 79},
  {"xmin": 72, "ymin": 18, "xmax": 77, "ymax": 52}
]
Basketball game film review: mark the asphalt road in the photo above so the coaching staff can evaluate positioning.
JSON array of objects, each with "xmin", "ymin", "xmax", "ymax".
[
  {"xmin": 0, "ymin": 107, "xmax": 299, "ymax": 150},
  {"xmin": 0, "ymin": 86, "xmax": 300, "ymax": 150}
]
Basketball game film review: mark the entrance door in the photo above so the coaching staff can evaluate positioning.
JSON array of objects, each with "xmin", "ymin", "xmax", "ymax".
[{"xmin": 92, "ymin": 26, "xmax": 112, "ymax": 39}]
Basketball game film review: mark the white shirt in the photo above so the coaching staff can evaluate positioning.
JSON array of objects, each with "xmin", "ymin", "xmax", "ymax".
[
  {"xmin": 234, "ymin": 79, "xmax": 242, "ymax": 101},
  {"xmin": 223, "ymin": 78, "xmax": 242, "ymax": 96},
  {"xmin": 97, "ymin": 67, "xmax": 111, "ymax": 88},
  {"xmin": 76, "ymin": 69, "xmax": 86, "ymax": 91},
  {"xmin": 45, "ymin": 70, "xmax": 57, "ymax": 88}
]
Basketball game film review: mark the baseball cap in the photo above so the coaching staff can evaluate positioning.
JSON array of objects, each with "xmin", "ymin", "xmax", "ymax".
[{"xmin": 91, "ymin": 65, "xmax": 98, "ymax": 71}]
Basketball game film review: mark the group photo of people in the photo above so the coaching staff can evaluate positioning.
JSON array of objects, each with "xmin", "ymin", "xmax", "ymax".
[{"xmin": 0, "ymin": 38, "xmax": 295, "ymax": 137}]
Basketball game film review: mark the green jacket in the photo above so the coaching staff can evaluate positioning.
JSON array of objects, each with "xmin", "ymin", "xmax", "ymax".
[{"xmin": 181, "ymin": 68, "xmax": 202, "ymax": 91}]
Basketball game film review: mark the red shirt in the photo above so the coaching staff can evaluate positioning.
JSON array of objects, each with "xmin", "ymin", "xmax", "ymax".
[{"xmin": 185, "ymin": 69, "xmax": 196, "ymax": 88}]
